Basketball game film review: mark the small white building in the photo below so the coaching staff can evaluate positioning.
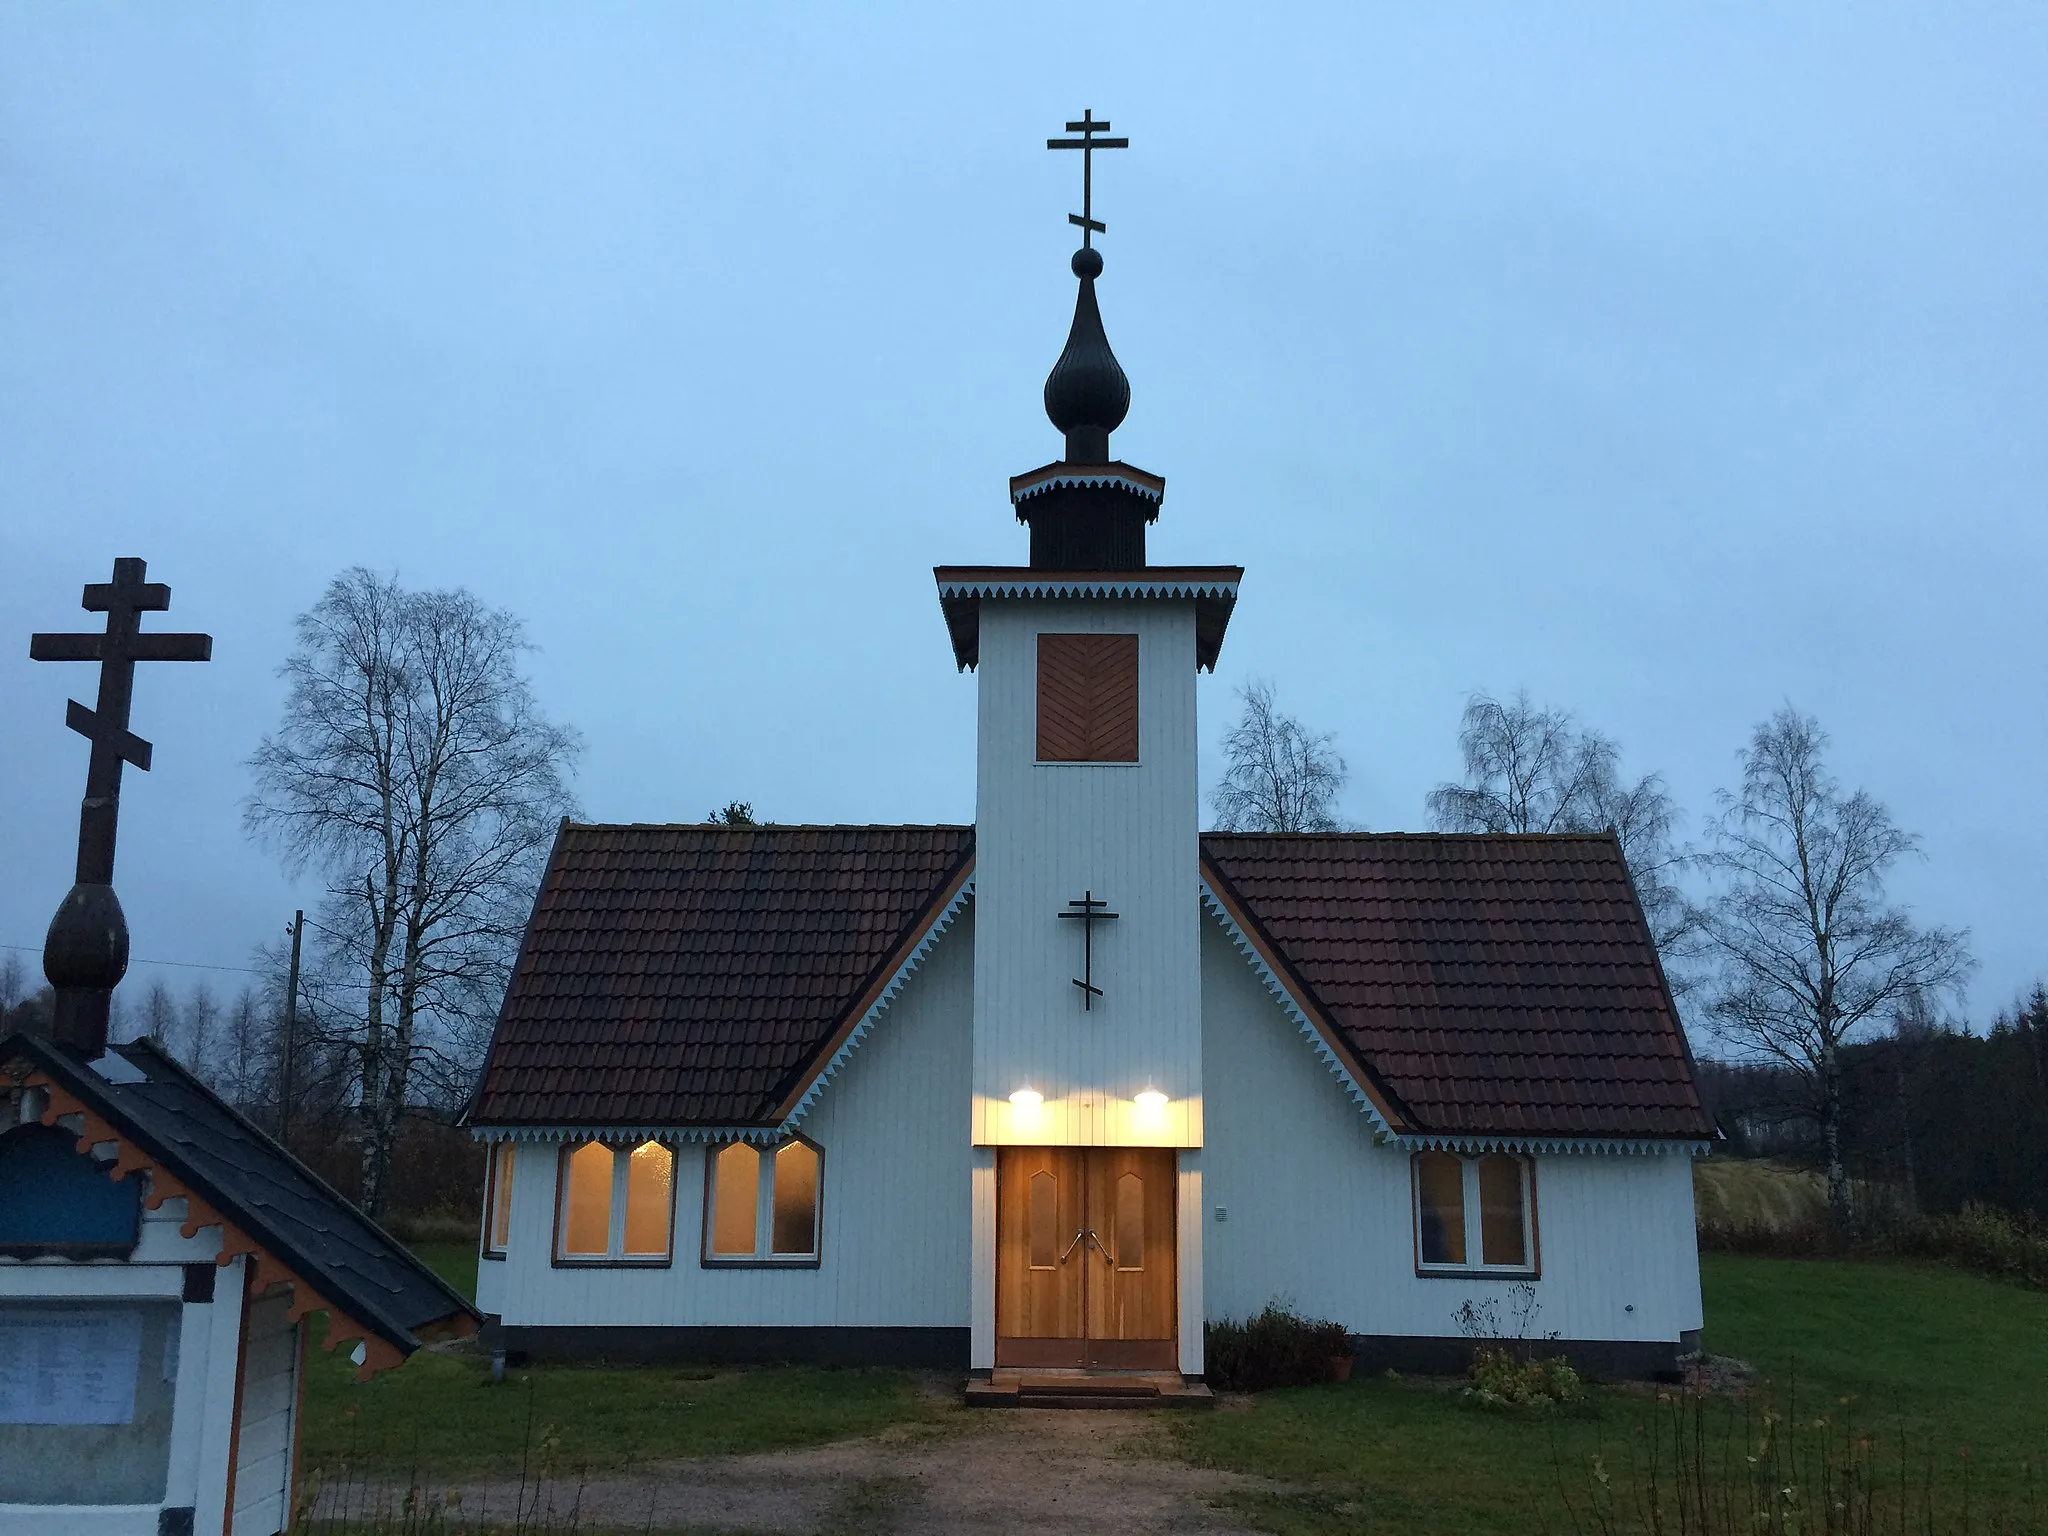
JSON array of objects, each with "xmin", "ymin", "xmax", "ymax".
[
  {"xmin": 467, "ymin": 230, "xmax": 1714, "ymax": 1394},
  {"xmin": 1, "ymin": 1032, "xmax": 477, "ymax": 1535}
]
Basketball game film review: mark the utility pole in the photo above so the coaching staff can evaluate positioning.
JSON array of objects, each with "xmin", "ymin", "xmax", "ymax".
[{"xmin": 278, "ymin": 910, "xmax": 303, "ymax": 1145}]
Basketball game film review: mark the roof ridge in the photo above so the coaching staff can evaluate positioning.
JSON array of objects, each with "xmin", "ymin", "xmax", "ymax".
[
  {"xmin": 1199, "ymin": 829, "xmax": 1622, "ymax": 843},
  {"xmin": 564, "ymin": 821, "xmax": 975, "ymax": 833}
]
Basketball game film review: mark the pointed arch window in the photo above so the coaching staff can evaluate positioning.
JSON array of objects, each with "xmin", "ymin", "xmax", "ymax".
[
  {"xmin": 702, "ymin": 1137, "xmax": 823, "ymax": 1266},
  {"xmin": 552, "ymin": 1140, "xmax": 675, "ymax": 1265}
]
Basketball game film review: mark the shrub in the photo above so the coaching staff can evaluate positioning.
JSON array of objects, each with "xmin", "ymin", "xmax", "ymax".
[
  {"xmin": 1205, "ymin": 1305, "xmax": 1351, "ymax": 1392},
  {"xmin": 1914, "ymin": 1202, "xmax": 2048, "ymax": 1288},
  {"xmin": 1462, "ymin": 1345, "xmax": 1582, "ymax": 1411},
  {"xmin": 1699, "ymin": 1187, "xmax": 2048, "ymax": 1292}
]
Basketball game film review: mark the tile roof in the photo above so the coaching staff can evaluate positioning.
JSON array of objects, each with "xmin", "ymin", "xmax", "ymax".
[
  {"xmin": 6, "ymin": 1031, "xmax": 477, "ymax": 1356},
  {"xmin": 469, "ymin": 824, "xmax": 975, "ymax": 1127},
  {"xmin": 470, "ymin": 825, "xmax": 1709, "ymax": 1143},
  {"xmin": 1201, "ymin": 832, "xmax": 1712, "ymax": 1141}
]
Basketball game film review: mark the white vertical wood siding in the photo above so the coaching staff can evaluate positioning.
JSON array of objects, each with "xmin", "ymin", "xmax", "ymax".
[
  {"xmin": 1175, "ymin": 1151, "xmax": 1204, "ymax": 1374},
  {"xmin": 1201, "ymin": 920, "xmax": 1703, "ymax": 1344},
  {"xmin": 970, "ymin": 598, "xmax": 1203, "ymax": 1146},
  {"xmin": 478, "ymin": 910, "xmax": 975, "ymax": 1329},
  {"xmin": 231, "ymin": 1292, "xmax": 299, "ymax": 1536}
]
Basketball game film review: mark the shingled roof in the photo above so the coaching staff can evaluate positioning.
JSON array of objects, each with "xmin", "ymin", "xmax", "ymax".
[
  {"xmin": 5, "ymin": 1031, "xmax": 479, "ymax": 1374},
  {"xmin": 1201, "ymin": 833, "xmax": 1712, "ymax": 1141},
  {"xmin": 470, "ymin": 825, "xmax": 1709, "ymax": 1142},
  {"xmin": 470, "ymin": 824, "xmax": 975, "ymax": 1128}
]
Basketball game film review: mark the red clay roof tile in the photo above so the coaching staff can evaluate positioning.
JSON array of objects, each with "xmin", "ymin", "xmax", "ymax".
[
  {"xmin": 472, "ymin": 825, "xmax": 1709, "ymax": 1141},
  {"xmin": 1201, "ymin": 832, "xmax": 1711, "ymax": 1140}
]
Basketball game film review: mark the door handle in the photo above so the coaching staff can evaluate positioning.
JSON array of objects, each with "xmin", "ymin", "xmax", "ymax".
[
  {"xmin": 1060, "ymin": 1229, "xmax": 1089, "ymax": 1264},
  {"xmin": 1085, "ymin": 1229, "xmax": 1116, "ymax": 1266}
]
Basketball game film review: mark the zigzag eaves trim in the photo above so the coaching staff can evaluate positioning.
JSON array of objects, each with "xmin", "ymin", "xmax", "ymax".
[
  {"xmin": 1399, "ymin": 1133, "xmax": 1714, "ymax": 1157},
  {"xmin": 1200, "ymin": 882, "xmax": 1396, "ymax": 1142},
  {"xmin": 781, "ymin": 878, "xmax": 974, "ymax": 1133},
  {"xmin": 940, "ymin": 579, "xmax": 1238, "ymax": 601},
  {"xmin": 1199, "ymin": 883, "xmax": 1703, "ymax": 1160},
  {"xmin": 1010, "ymin": 472, "xmax": 1165, "ymax": 505}
]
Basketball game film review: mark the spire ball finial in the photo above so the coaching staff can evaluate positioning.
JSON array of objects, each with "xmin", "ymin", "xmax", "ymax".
[{"xmin": 1071, "ymin": 246, "xmax": 1103, "ymax": 279}]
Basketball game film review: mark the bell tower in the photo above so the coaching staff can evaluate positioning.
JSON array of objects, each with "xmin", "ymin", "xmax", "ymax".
[
  {"xmin": 938, "ymin": 113, "xmax": 1243, "ymax": 1379},
  {"xmin": 934, "ymin": 115, "xmax": 1241, "ymax": 1151}
]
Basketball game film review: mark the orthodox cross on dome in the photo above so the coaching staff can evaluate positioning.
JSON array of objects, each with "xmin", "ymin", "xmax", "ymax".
[
  {"xmin": 1047, "ymin": 109, "xmax": 1128, "ymax": 249},
  {"xmin": 1058, "ymin": 889, "xmax": 1120, "ymax": 1010},
  {"xmin": 31, "ymin": 558, "xmax": 212, "ymax": 883},
  {"xmin": 29, "ymin": 557, "xmax": 210, "ymax": 1055}
]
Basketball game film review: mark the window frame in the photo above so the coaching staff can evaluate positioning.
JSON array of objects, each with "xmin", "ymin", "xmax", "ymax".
[
  {"xmin": 699, "ymin": 1134, "xmax": 826, "ymax": 1269},
  {"xmin": 480, "ymin": 1139, "xmax": 515, "ymax": 1261},
  {"xmin": 549, "ymin": 1139, "xmax": 678, "ymax": 1269},
  {"xmin": 1409, "ymin": 1150, "xmax": 1540, "ymax": 1279}
]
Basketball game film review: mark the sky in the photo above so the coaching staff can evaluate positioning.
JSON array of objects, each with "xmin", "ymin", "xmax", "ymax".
[{"xmin": 3, "ymin": 6, "xmax": 2043, "ymax": 1028}]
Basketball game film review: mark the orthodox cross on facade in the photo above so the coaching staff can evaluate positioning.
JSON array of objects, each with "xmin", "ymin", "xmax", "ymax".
[
  {"xmin": 1058, "ymin": 890, "xmax": 1120, "ymax": 1010},
  {"xmin": 29, "ymin": 557, "xmax": 210, "ymax": 1054},
  {"xmin": 1047, "ymin": 108, "xmax": 1128, "ymax": 248}
]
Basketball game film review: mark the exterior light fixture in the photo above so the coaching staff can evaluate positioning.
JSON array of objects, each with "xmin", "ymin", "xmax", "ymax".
[
  {"xmin": 1009, "ymin": 1087, "xmax": 1044, "ymax": 1111},
  {"xmin": 1134, "ymin": 1089, "xmax": 1168, "ymax": 1113}
]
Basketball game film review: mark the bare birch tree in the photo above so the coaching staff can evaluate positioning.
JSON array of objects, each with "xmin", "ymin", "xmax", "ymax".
[
  {"xmin": 246, "ymin": 568, "xmax": 580, "ymax": 1215},
  {"xmin": 1426, "ymin": 689, "xmax": 1693, "ymax": 965},
  {"xmin": 1691, "ymin": 708, "xmax": 1971, "ymax": 1224},
  {"xmin": 139, "ymin": 978, "xmax": 178, "ymax": 1049},
  {"xmin": 1210, "ymin": 679, "xmax": 1350, "ymax": 832}
]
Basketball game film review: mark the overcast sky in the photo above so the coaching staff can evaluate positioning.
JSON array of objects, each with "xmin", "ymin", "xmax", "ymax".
[{"xmin": 3, "ymin": 6, "xmax": 2042, "ymax": 1028}]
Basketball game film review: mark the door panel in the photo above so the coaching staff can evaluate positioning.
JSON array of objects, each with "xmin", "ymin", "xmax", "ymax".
[
  {"xmin": 996, "ymin": 1146, "xmax": 1177, "ymax": 1370},
  {"xmin": 1082, "ymin": 1148, "xmax": 1178, "ymax": 1367},
  {"xmin": 996, "ymin": 1148, "xmax": 1086, "ymax": 1365}
]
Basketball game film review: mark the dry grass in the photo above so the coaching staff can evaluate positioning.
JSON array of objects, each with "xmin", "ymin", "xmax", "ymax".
[{"xmin": 1691, "ymin": 1158, "xmax": 1827, "ymax": 1232}]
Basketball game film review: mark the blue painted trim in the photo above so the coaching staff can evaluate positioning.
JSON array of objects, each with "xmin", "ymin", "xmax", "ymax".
[
  {"xmin": 1398, "ymin": 1133, "xmax": 1712, "ymax": 1158},
  {"xmin": 1199, "ymin": 882, "xmax": 1396, "ymax": 1142},
  {"xmin": 471, "ymin": 882, "xmax": 975, "ymax": 1148},
  {"xmin": 938, "ymin": 578, "xmax": 1237, "ymax": 601},
  {"xmin": 1201, "ymin": 883, "xmax": 1705, "ymax": 1161},
  {"xmin": 471, "ymin": 1125, "xmax": 784, "ymax": 1145},
  {"xmin": 779, "ymin": 880, "xmax": 974, "ymax": 1134}
]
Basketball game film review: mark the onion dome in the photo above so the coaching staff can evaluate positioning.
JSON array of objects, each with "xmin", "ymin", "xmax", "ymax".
[{"xmin": 1043, "ymin": 247, "xmax": 1130, "ymax": 465}]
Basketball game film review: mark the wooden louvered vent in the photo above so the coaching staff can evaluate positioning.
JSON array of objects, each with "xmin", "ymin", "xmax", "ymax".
[{"xmin": 1036, "ymin": 633, "xmax": 1139, "ymax": 762}]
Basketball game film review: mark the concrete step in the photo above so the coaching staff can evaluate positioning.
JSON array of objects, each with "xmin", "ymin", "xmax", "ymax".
[{"xmin": 966, "ymin": 1369, "xmax": 1215, "ymax": 1410}]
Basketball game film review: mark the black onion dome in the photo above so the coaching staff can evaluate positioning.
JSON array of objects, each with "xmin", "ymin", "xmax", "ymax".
[{"xmin": 1043, "ymin": 247, "xmax": 1130, "ymax": 464}]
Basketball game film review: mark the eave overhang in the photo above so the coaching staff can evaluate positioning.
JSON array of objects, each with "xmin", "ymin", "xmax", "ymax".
[
  {"xmin": 4, "ymin": 1034, "xmax": 479, "ymax": 1378},
  {"xmin": 934, "ymin": 565, "xmax": 1242, "ymax": 672},
  {"xmin": 1008, "ymin": 460, "xmax": 1165, "ymax": 515}
]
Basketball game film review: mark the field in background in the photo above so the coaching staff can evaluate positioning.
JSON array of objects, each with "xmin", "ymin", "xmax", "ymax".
[{"xmin": 1693, "ymin": 1157, "xmax": 1828, "ymax": 1231}]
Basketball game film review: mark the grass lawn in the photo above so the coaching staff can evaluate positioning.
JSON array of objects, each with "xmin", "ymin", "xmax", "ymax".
[
  {"xmin": 407, "ymin": 1240, "xmax": 480, "ymax": 1304},
  {"xmin": 300, "ymin": 1240, "xmax": 949, "ymax": 1480},
  {"xmin": 1164, "ymin": 1255, "xmax": 2048, "ymax": 1535},
  {"xmin": 301, "ymin": 1351, "xmax": 950, "ymax": 1481}
]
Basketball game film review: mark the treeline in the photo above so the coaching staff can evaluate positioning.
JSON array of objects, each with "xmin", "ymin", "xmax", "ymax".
[
  {"xmin": 0, "ymin": 951, "xmax": 480, "ymax": 1224},
  {"xmin": 1699, "ymin": 986, "xmax": 2048, "ymax": 1222}
]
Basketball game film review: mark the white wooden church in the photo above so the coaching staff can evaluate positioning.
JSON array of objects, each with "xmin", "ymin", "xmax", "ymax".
[{"xmin": 468, "ymin": 122, "xmax": 1714, "ymax": 1395}]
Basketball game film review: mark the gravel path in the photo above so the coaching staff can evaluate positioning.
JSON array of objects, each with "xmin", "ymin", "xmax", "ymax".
[{"xmin": 315, "ymin": 1406, "xmax": 1287, "ymax": 1534}]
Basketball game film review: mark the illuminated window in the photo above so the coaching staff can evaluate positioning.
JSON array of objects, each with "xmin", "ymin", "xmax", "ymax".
[
  {"xmin": 703, "ymin": 1137, "xmax": 823, "ymax": 1265},
  {"xmin": 554, "ymin": 1141, "xmax": 675, "ymax": 1264},
  {"xmin": 1412, "ymin": 1151, "xmax": 1536, "ymax": 1275},
  {"xmin": 482, "ymin": 1141, "xmax": 516, "ymax": 1258},
  {"xmin": 624, "ymin": 1142, "xmax": 676, "ymax": 1257}
]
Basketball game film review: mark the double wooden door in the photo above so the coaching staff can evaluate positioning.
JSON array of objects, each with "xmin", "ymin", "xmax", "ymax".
[{"xmin": 995, "ymin": 1147, "xmax": 1177, "ymax": 1369}]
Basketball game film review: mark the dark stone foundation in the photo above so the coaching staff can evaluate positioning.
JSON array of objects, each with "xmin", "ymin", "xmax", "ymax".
[
  {"xmin": 1348, "ymin": 1328, "xmax": 1702, "ymax": 1383},
  {"xmin": 492, "ymin": 1323, "xmax": 970, "ymax": 1370},
  {"xmin": 489, "ymin": 1322, "xmax": 1700, "ymax": 1381}
]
